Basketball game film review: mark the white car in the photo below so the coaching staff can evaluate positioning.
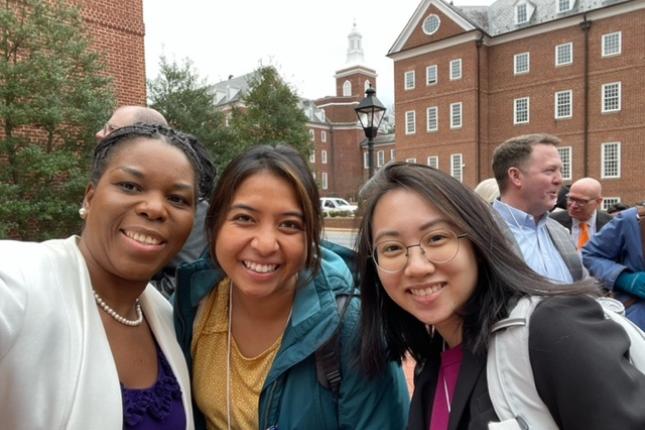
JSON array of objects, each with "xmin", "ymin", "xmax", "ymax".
[{"xmin": 320, "ymin": 197, "xmax": 358, "ymax": 216}]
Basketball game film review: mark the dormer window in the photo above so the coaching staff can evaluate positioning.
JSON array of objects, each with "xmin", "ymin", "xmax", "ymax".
[
  {"xmin": 514, "ymin": 1, "xmax": 534, "ymax": 25},
  {"xmin": 557, "ymin": 0, "xmax": 574, "ymax": 13}
]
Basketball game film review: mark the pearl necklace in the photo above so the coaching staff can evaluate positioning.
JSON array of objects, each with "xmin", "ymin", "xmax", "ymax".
[{"xmin": 93, "ymin": 289, "xmax": 143, "ymax": 327}]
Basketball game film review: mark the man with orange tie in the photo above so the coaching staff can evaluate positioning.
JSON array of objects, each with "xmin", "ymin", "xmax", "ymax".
[{"xmin": 550, "ymin": 177, "xmax": 612, "ymax": 250}]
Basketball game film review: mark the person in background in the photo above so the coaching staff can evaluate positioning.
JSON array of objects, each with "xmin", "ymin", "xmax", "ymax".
[
  {"xmin": 96, "ymin": 105, "xmax": 214, "ymax": 298},
  {"xmin": 491, "ymin": 133, "xmax": 584, "ymax": 283},
  {"xmin": 582, "ymin": 205, "xmax": 645, "ymax": 329},
  {"xmin": 0, "ymin": 124, "xmax": 197, "ymax": 429},
  {"xmin": 174, "ymin": 145, "xmax": 409, "ymax": 430},
  {"xmin": 473, "ymin": 177, "xmax": 499, "ymax": 205},
  {"xmin": 356, "ymin": 162, "xmax": 645, "ymax": 429},
  {"xmin": 550, "ymin": 177, "xmax": 611, "ymax": 250}
]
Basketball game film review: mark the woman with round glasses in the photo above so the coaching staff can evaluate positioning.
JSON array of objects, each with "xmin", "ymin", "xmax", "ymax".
[{"xmin": 356, "ymin": 162, "xmax": 645, "ymax": 430}]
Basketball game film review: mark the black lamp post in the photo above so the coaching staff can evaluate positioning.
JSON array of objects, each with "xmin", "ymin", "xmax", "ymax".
[{"xmin": 355, "ymin": 86, "xmax": 386, "ymax": 178}]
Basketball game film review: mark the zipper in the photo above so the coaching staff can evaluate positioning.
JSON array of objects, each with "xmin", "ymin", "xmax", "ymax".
[{"xmin": 261, "ymin": 380, "xmax": 278, "ymax": 429}]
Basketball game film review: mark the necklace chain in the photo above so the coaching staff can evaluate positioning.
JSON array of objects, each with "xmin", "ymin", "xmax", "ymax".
[{"xmin": 93, "ymin": 289, "xmax": 143, "ymax": 327}]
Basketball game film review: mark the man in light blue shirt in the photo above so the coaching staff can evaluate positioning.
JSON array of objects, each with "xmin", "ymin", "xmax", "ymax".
[{"xmin": 491, "ymin": 133, "xmax": 585, "ymax": 283}]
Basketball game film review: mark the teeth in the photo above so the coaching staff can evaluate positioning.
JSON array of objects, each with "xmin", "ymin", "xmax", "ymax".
[
  {"xmin": 409, "ymin": 283, "xmax": 445, "ymax": 297},
  {"xmin": 244, "ymin": 261, "xmax": 278, "ymax": 273},
  {"xmin": 125, "ymin": 231, "xmax": 161, "ymax": 245}
]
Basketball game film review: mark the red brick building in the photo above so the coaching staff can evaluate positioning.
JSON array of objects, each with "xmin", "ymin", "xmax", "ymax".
[
  {"xmin": 74, "ymin": 0, "xmax": 146, "ymax": 106},
  {"xmin": 389, "ymin": 0, "xmax": 645, "ymax": 207}
]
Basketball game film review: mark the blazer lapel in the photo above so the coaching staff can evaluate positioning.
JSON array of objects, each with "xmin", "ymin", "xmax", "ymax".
[{"xmin": 447, "ymin": 350, "xmax": 486, "ymax": 430}]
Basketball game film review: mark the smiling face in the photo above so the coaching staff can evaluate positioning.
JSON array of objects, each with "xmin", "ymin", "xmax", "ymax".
[
  {"xmin": 214, "ymin": 171, "xmax": 307, "ymax": 301},
  {"xmin": 371, "ymin": 188, "xmax": 478, "ymax": 343},
  {"xmin": 79, "ymin": 137, "xmax": 196, "ymax": 285},
  {"xmin": 516, "ymin": 143, "xmax": 563, "ymax": 219}
]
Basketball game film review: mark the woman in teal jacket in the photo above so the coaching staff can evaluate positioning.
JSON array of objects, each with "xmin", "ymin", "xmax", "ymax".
[{"xmin": 174, "ymin": 145, "xmax": 409, "ymax": 430}]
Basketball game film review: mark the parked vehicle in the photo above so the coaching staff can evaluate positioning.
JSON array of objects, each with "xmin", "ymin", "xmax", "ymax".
[{"xmin": 320, "ymin": 197, "xmax": 358, "ymax": 216}]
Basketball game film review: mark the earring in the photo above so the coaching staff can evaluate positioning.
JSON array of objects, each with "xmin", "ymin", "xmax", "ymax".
[{"xmin": 79, "ymin": 207, "xmax": 88, "ymax": 219}]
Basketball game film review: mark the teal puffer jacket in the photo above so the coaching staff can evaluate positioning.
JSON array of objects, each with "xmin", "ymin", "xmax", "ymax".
[{"xmin": 174, "ymin": 242, "xmax": 410, "ymax": 430}]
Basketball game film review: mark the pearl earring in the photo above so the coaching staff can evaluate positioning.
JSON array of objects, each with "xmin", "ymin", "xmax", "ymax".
[{"xmin": 79, "ymin": 207, "xmax": 88, "ymax": 219}]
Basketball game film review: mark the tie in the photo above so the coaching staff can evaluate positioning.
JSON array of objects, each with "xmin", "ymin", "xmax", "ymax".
[{"xmin": 578, "ymin": 222, "xmax": 589, "ymax": 249}]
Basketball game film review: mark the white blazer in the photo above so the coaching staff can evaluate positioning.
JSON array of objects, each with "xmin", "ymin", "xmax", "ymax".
[{"xmin": 0, "ymin": 236, "xmax": 194, "ymax": 430}]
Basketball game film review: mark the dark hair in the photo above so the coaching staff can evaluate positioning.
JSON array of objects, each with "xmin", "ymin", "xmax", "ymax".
[
  {"xmin": 91, "ymin": 124, "xmax": 203, "ymax": 195},
  {"xmin": 357, "ymin": 162, "xmax": 598, "ymax": 376},
  {"xmin": 205, "ymin": 144, "xmax": 322, "ymax": 274},
  {"xmin": 492, "ymin": 133, "xmax": 560, "ymax": 193},
  {"xmin": 183, "ymin": 133, "xmax": 216, "ymax": 199}
]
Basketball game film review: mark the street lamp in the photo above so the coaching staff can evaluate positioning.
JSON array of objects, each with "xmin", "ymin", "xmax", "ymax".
[{"xmin": 355, "ymin": 86, "xmax": 386, "ymax": 178}]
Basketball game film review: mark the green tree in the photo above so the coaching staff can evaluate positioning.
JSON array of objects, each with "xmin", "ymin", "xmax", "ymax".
[
  {"xmin": 147, "ymin": 56, "xmax": 232, "ymax": 173},
  {"xmin": 230, "ymin": 66, "xmax": 311, "ymax": 162},
  {"xmin": 0, "ymin": 0, "xmax": 114, "ymax": 240}
]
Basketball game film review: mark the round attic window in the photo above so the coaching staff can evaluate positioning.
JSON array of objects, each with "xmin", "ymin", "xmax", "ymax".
[{"xmin": 422, "ymin": 14, "xmax": 441, "ymax": 35}]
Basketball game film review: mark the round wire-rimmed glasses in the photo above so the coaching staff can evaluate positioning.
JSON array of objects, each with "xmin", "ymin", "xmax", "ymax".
[{"xmin": 372, "ymin": 230, "xmax": 468, "ymax": 273}]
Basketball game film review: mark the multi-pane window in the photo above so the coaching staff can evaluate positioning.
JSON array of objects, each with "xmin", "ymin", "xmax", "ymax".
[
  {"xmin": 427, "ymin": 156, "xmax": 439, "ymax": 169},
  {"xmin": 514, "ymin": 97, "xmax": 530, "ymax": 124},
  {"xmin": 405, "ymin": 111, "xmax": 416, "ymax": 134},
  {"xmin": 602, "ymin": 82, "xmax": 621, "ymax": 112},
  {"xmin": 602, "ymin": 197, "xmax": 621, "ymax": 211},
  {"xmin": 557, "ymin": 147, "xmax": 572, "ymax": 181},
  {"xmin": 516, "ymin": 3, "xmax": 528, "ymax": 24},
  {"xmin": 390, "ymin": 149, "xmax": 396, "ymax": 161},
  {"xmin": 309, "ymin": 151, "xmax": 316, "ymax": 163},
  {"xmin": 450, "ymin": 102, "xmax": 462, "ymax": 129},
  {"xmin": 555, "ymin": 43, "xmax": 573, "ymax": 66},
  {"xmin": 555, "ymin": 90, "xmax": 572, "ymax": 119},
  {"xmin": 405, "ymin": 158, "xmax": 417, "ymax": 163},
  {"xmin": 377, "ymin": 150, "xmax": 385, "ymax": 168},
  {"xmin": 426, "ymin": 65, "xmax": 438, "ymax": 85},
  {"xmin": 321, "ymin": 130, "xmax": 327, "ymax": 142},
  {"xmin": 427, "ymin": 106, "xmax": 438, "ymax": 132},
  {"xmin": 514, "ymin": 52, "xmax": 530, "ymax": 75},
  {"xmin": 321, "ymin": 172, "xmax": 328, "ymax": 190},
  {"xmin": 342, "ymin": 80, "xmax": 351, "ymax": 96},
  {"xmin": 602, "ymin": 32, "xmax": 621, "ymax": 57},
  {"xmin": 557, "ymin": 0, "xmax": 573, "ymax": 13},
  {"xmin": 404, "ymin": 71, "xmax": 415, "ymax": 90},
  {"xmin": 309, "ymin": 129, "xmax": 315, "ymax": 141},
  {"xmin": 601, "ymin": 142, "xmax": 620, "ymax": 178},
  {"xmin": 451, "ymin": 153, "xmax": 464, "ymax": 182},
  {"xmin": 450, "ymin": 59, "xmax": 462, "ymax": 80},
  {"xmin": 363, "ymin": 152, "xmax": 369, "ymax": 169},
  {"xmin": 321, "ymin": 150, "xmax": 327, "ymax": 164}
]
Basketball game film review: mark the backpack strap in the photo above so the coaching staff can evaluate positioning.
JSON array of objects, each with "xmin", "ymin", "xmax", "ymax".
[
  {"xmin": 487, "ymin": 296, "xmax": 559, "ymax": 430},
  {"xmin": 315, "ymin": 292, "xmax": 356, "ymax": 397}
]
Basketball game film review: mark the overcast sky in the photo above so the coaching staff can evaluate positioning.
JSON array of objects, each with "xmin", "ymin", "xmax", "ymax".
[{"xmin": 143, "ymin": 0, "xmax": 494, "ymax": 109}]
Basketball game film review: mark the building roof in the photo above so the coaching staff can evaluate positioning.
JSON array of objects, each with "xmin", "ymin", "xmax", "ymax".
[{"xmin": 212, "ymin": 70, "xmax": 259, "ymax": 108}]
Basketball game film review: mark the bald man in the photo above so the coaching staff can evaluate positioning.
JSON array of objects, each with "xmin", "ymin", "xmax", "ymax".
[
  {"xmin": 96, "ymin": 105, "xmax": 168, "ymax": 141},
  {"xmin": 550, "ymin": 177, "xmax": 612, "ymax": 249}
]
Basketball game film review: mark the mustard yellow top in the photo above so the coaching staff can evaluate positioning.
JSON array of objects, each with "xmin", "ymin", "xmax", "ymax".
[{"xmin": 192, "ymin": 279, "xmax": 283, "ymax": 430}]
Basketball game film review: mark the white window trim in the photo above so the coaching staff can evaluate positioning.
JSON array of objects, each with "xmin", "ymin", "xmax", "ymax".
[
  {"xmin": 309, "ymin": 129, "xmax": 315, "ymax": 141},
  {"xmin": 321, "ymin": 150, "xmax": 327, "ymax": 164},
  {"xmin": 450, "ymin": 153, "xmax": 464, "ymax": 182},
  {"xmin": 426, "ymin": 64, "xmax": 438, "ymax": 86},
  {"xmin": 450, "ymin": 102, "xmax": 462, "ymax": 129},
  {"xmin": 309, "ymin": 151, "xmax": 316, "ymax": 163},
  {"xmin": 554, "ymin": 90, "xmax": 573, "ymax": 119},
  {"xmin": 427, "ymin": 155, "xmax": 439, "ymax": 169},
  {"xmin": 515, "ymin": 3, "xmax": 529, "ymax": 25},
  {"xmin": 342, "ymin": 80, "xmax": 352, "ymax": 96},
  {"xmin": 514, "ymin": 97, "xmax": 530, "ymax": 125},
  {"xmin": 602, "ymin": 31, "xmax": 622, "ymax": 57},
  {"xmin": 405, "ymin": 158, "xmax": 417, "ymax": 163},
  {"xmin": 514, "ymin": 52, "xmax": 530, "ymax": 75},
  {"xmin": 449, "ymin": 58, "xmax": 462, "ymax": 80},
  {"xmin": 404, "ymin": 70, "xmax": 415, "ymax": 90},
  {"xmin": 321, "ymin": 172, "xmax": 328, "ymax": 190},
  {"xmin": 556, "ymin": 0, "xmax": 573, "ymax": 14},
  {"xmin": 601, "ymin": 142, "xmax": 621, "ymax": 179},
  {"xmin": 426, "ymin": 106, "xmax": 439, "ymax": 132},
  {"xmin": 557, "ymin": 146, "xmax": 572, "ymax": 181},
  {"xmin": 601, "ymin": 82, "xmax": 621, "ymax": 113},
  {"xmin": 321, "ymin": 130, "xmax": 327, "ymax": 142},
  {"xmin": 390, "ymin": 149, "xmax": 396, "ymax": 161},
  {"xmin": 377, "ymin": 150, "xmax": 385, "ymax": 168},
  {"xmin": 405, "ymin": 110, "xmax": 416, "ymax": 135},
  {"xmin": 555, "ymin": 42, "xmax": 573, "ymax": 66},
  {"xmin": 602, "ymin": 197, "xmax": 621, "ymax": 211},
  {"xmin": 363, "ymin": 152, "xmax": 369, "ymax": 169}
]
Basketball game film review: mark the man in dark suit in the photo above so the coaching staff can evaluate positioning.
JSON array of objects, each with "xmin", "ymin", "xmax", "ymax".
[{"xmin": 550, "ymin": 177, "xmax": 611, "ymax": 250}]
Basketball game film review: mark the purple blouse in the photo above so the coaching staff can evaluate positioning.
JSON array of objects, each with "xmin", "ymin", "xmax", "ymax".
[{"xmin": 121, "ymin": 345, "xmax": 186, "ymax": 430}]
